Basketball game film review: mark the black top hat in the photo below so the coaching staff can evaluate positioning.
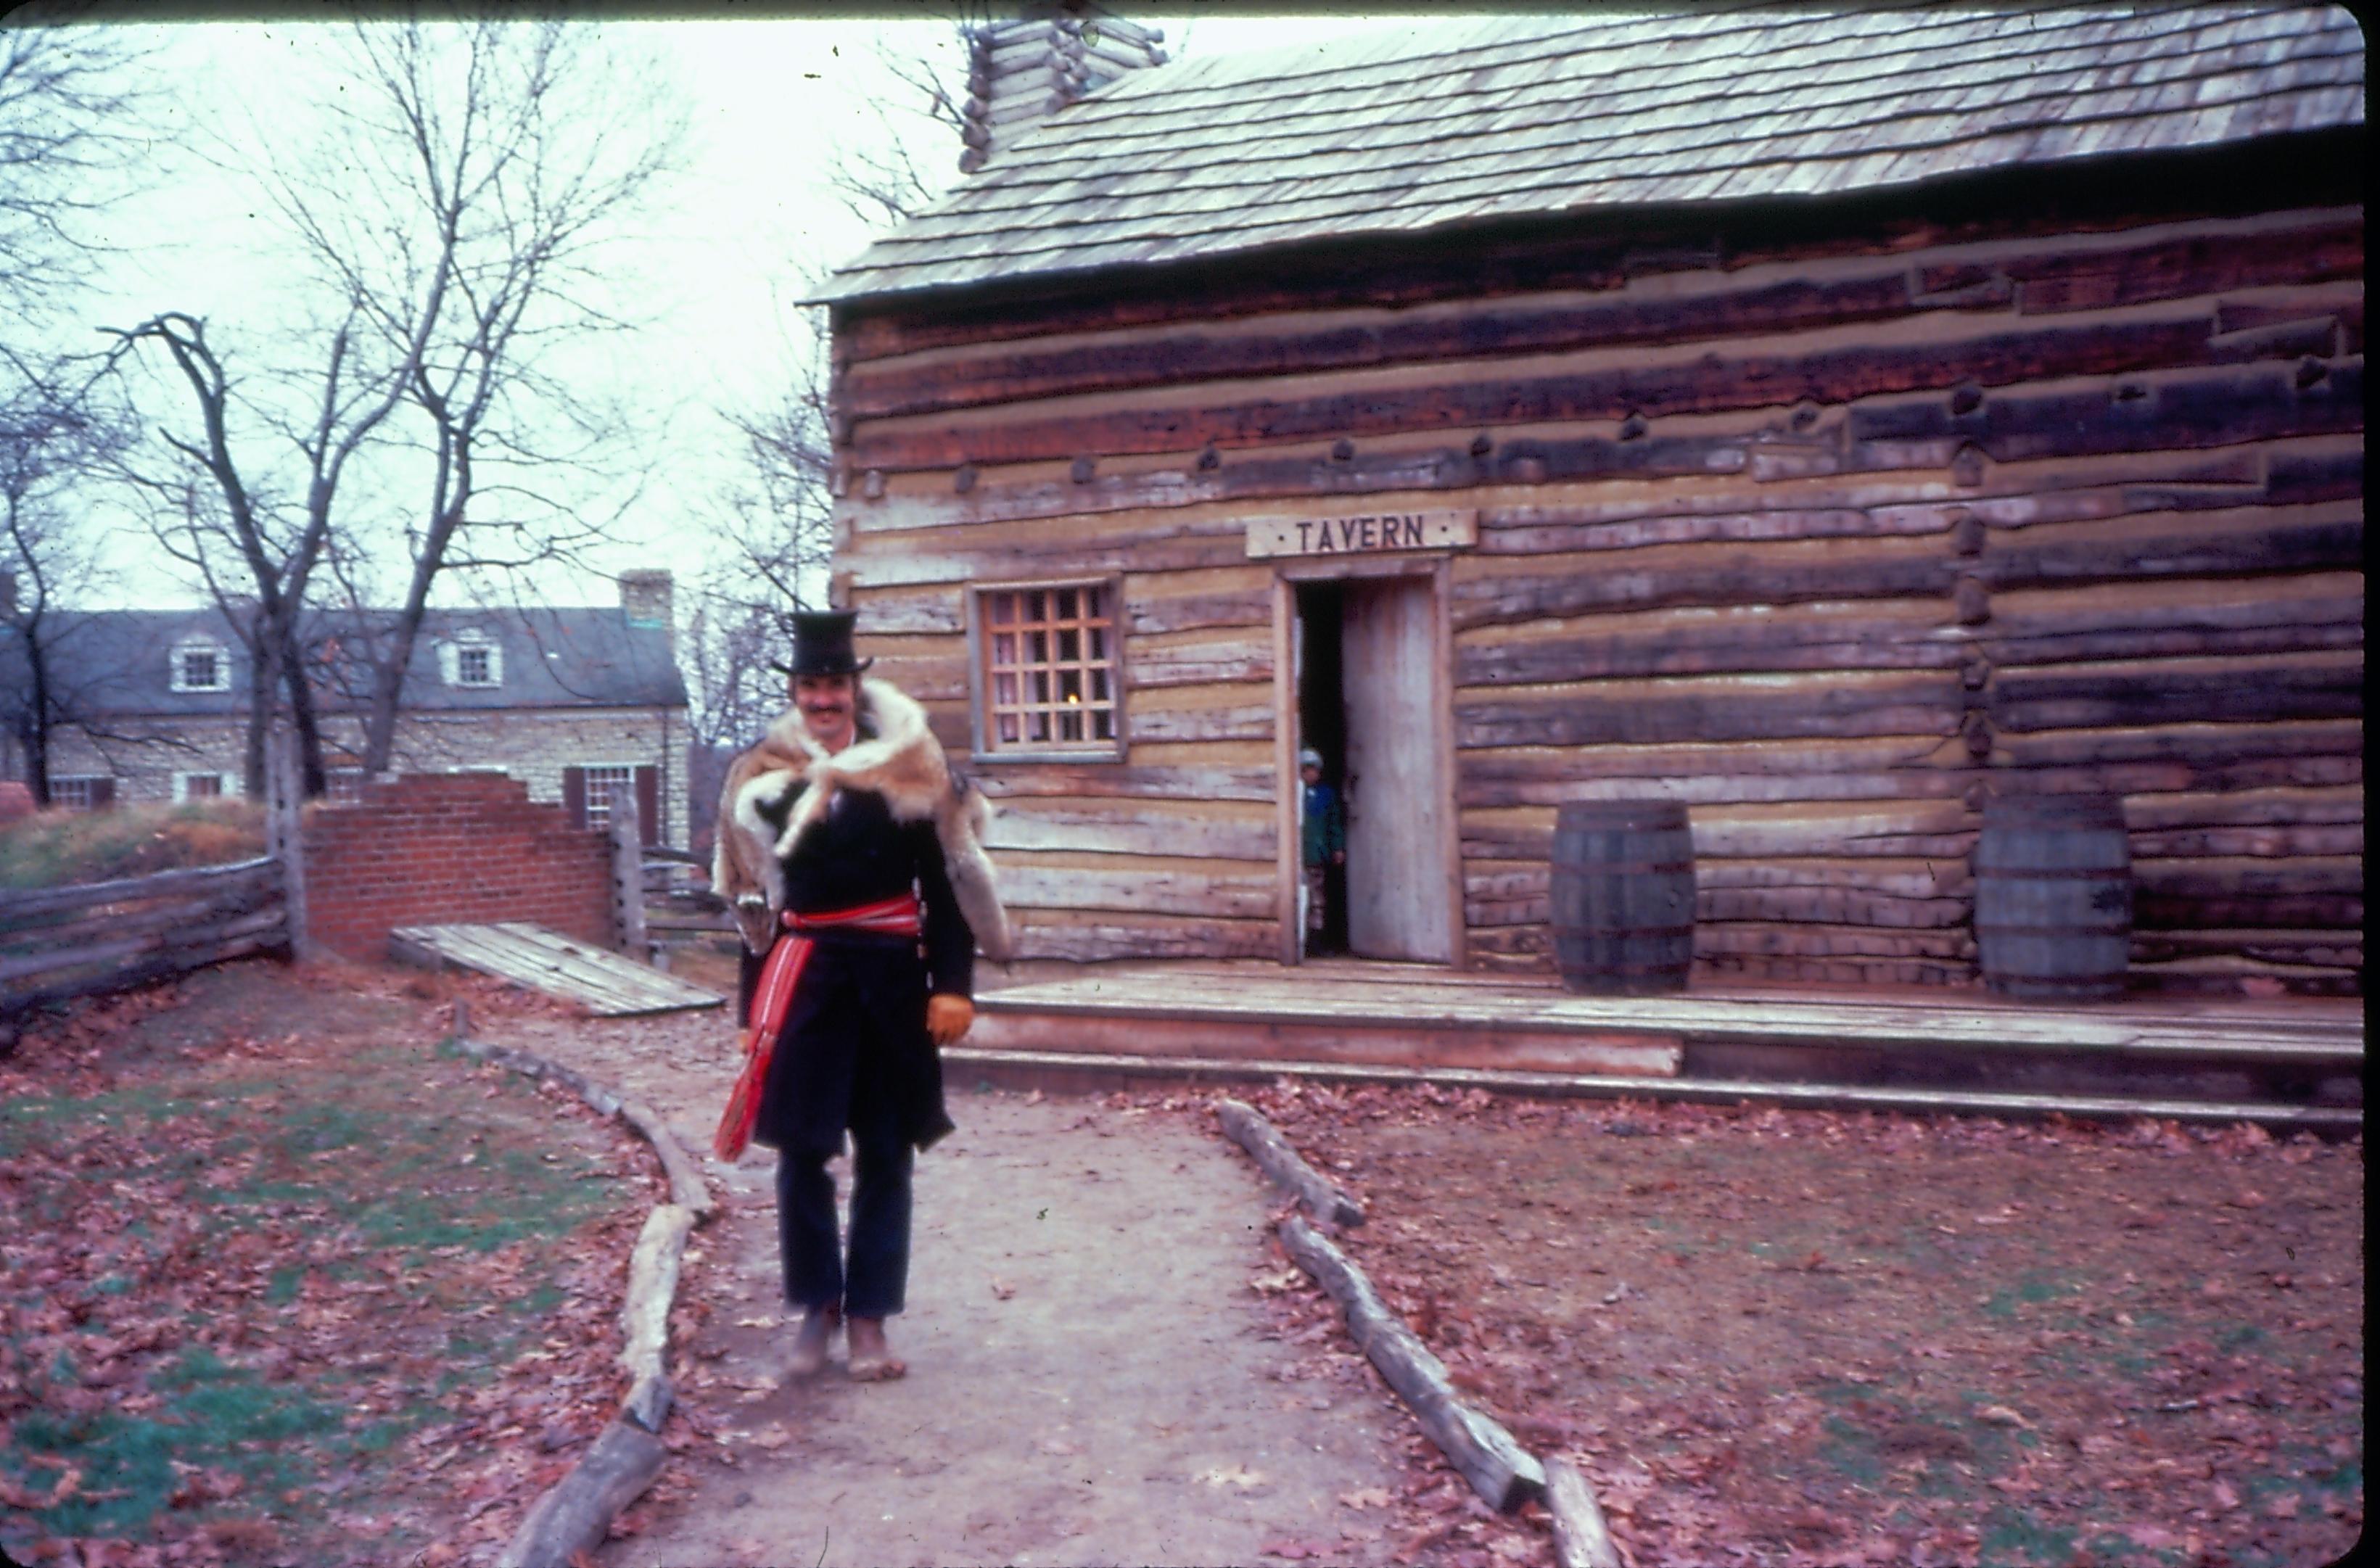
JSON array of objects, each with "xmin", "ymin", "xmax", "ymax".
[{"xmin": 774, "ymin": 609, "xmax": 873, "ymax": 679}]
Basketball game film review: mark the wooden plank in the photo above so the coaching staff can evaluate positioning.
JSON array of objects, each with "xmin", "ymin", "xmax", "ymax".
[
  {"xmin": 490, "ymin": 924, "xmax": 724, "ymax": 1014},
  {"xmin": 971, "ymin": 762, "xmax": 1276, "ymax": 804},
  {"xmin": 393, "ymin": 926, "xmax": 648, "ymax": 1015},
  {"xmin": 839, "ymin": 228, "xmax": 2363, "ymax": 422},
  {"xmin": 1997, "ymin": 718, "xmax": 2363, "ymax": 770},
  {"xmin": 392, "ymin": 923, "xmax": 723, "ymax": 1015},
  {"xmin": 1478, "ymin": 503, "xmax": 1948, "ymax": 555},
  {"xmin": 1008, "ymin": 917, "xmax": 1278, "ymax": 963},
  {"xmin": 1977, "ymin": 510, "xmax": 2363, "ymax": 593},
  {"xmin": 0, "ymin": 857, "xmax": 280, "ymax": 923},
  {"xmin": 1987, "ymin": 652, "xmax": 2363, "ymax": 733},
  {"xmin": 994, "ymin": 864, "xmax": 1277, "ymax": 919},
  {"xmin": 1343, "ymin": 573, "xmax": 1457, "ymax": 962},
  {"xmin": 974, "ymin": 970, "xmax": 2360, "ymax": 1063},
  {"xmin": 1846, "ymin": 355, "xmax": 2364, "ymax": 470},
  {"xmin": 982, "ymin": 801, "xmax": 1275, "ymax": 860},
  {"xmin": 835, "ymin": 201, "xmax": 2361, "ymax": 363},
  {"xmin": 1451, "ymin": 538, "xmax": 1951, "ymax": 630},
  {"xmin": 1457, "ymin": 606, "xmax": 1962, "ymax": 685},
  {"xmin": 942, "ymin": 1044, "xmax": 2363, "ymax": 1132},
  {"xmin": 1457, "ymin": 671, "xmax": 1962, "ymax": 748},
  {"xmin": 1125, "ymin": 635, "xmax": 1273, "ymax": 690},
  {"xmin": 964, "ymin": 1007, "xmax": 1681, "ymax": 1078},
  {"xmin": 849, "ymin": 306, "xmax": 2224, "ymax": 471}
]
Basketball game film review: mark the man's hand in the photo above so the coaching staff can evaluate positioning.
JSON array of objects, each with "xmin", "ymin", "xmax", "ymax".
[{"xmin": 926, "ymin": 994, "xmax": 974, "ymax": 1047}]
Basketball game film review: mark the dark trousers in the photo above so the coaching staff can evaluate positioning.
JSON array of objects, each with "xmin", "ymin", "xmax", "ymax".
[{"xmin": 775, "ymin": 1107, "xmax": 915, "ymax": 1319}]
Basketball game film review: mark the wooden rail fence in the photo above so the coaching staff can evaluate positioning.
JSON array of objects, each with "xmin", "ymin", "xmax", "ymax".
[{"xmin": 0, "ymin": 856, "xmax": 292, "ymax": 1021}]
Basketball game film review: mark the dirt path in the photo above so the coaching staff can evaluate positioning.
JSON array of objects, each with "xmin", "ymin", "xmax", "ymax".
[{"xmin": 491, "ymin": 1002, "xmax": 1410, "ymax": 1567}]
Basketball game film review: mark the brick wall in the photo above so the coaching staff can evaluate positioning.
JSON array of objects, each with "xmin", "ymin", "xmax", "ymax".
[{"xmin": 302, "ymin": 772, "xmax": 614, "ymax": 961}]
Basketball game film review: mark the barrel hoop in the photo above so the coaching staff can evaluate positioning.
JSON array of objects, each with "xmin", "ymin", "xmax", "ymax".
[
  {"xmin": 1552, "ymin": 859, "xmax": 1696, "ymax": 876},
  {"xmin": 1973, "ymin": 865, "xmax": 2133, "ymax": 880},
  {"xmin": 1557, "ymin": 923, "xmax": 1699, "ymax": 939}
]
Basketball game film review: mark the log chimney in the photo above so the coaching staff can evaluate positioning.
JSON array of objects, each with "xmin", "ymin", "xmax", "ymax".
[{"xmin": 960, "ymin": 3, "xmax": 1167, "ymax": 174}]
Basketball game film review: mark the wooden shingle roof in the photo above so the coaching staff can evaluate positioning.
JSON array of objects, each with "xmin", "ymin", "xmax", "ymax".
[{"xmin": 818, "ymin": 4, "xmax": 2365, "ymax": 305}]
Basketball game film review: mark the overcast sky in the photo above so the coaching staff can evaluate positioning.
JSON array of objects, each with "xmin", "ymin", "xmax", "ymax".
[{"xmin": 65, "ymin": 11, "xmax": 1420, "ymax": 611}]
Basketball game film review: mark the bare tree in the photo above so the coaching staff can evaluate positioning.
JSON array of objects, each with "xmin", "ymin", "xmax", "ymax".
[
  {"xmin": 688, "ymin": 17, "xmax": 973, "ymax": 762},
  {"xmin": 297, "ymin": 18, "xmax": 685, "ymax": 773},
  {"xmin": 0, "ymin": 6, "xmax": 155, "ymax": 329},
  {"xmin": 108, "ymin": 15, "xmax": 684, "ymax": 793},
  {"xmin": 822, "ymin": 12, "xmax": 981, "ymax": 227},
  {"xmin": 0, "ymin": 360, "xmax": 133, "ymax": 802}
]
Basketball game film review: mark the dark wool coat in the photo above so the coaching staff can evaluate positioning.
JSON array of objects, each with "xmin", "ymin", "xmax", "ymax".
[{"xmin": 738, "ymin": 778, "xmax": 974, "ymax": 1158}]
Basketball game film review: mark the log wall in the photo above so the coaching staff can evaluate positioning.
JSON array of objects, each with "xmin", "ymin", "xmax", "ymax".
[{"xmin": 829, "ymin": 171, "xmax": 2363, "ymax": 996}]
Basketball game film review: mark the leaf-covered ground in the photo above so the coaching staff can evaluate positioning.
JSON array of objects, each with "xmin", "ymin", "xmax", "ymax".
[
  {"xmin": 1228, "ymin": 1081, "xmax": 2363, "ymax": 1568},
  {"xmin": 0, "ymin": 962, "xmax": 666, "ymax": 1568}
]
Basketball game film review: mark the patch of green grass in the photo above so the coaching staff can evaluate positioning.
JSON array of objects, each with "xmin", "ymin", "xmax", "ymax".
[
  {"xmin": 1980, "ymin": 1271, "xmax": 2085, "ymax": 1319},
  {"xmin": 1, "ymin": 1028, "xmax": 635, "ymax": 1558},
  {"xmin": 6, "ymin": 1346, "xmax": 353, "ymax": 1539}
]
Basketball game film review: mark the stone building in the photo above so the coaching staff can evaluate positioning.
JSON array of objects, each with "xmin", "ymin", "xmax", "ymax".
[{"xmin": 2, "ymin": 572, "xmax": 691, "ymax": 847}]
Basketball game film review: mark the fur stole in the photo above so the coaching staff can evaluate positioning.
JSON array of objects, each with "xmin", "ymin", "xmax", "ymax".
[{"xmin": 710, "ymin": 678, "xmax": 1011, "ymax": 962}]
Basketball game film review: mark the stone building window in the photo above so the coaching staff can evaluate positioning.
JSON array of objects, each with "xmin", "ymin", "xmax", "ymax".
[
  {"xmin": 49, "ymin": 775, "xmax": 114, "ymax": 811},
  {"xmin": 440, "ymin": 630, "xmax": 503, "ymax": 688},
  {"xmin": 563, "ymin": 763, "xmax": 658, "ymax": 846},
  {"xmin": 971, "ymin": 579, "xmax": 1123, "ymax": 756},
  {"xmin": 170, "ymin": 640, "xmax": 231, "ymax": 693},
  {"xmin": 174, "ymin": 772, "xmax": 232, "ymax": 802}
]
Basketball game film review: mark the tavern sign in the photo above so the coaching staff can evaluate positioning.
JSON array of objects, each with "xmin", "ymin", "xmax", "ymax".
[{"xmin": 1245, "ymin": 508, "xmax": 1478, "ymax": 561}]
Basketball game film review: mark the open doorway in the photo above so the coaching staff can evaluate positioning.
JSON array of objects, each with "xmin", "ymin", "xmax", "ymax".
[
  {"xmin": 1293, "ymin": 581, "xmax": 1351, "ymax": 956},
  {"xmin": 1286, "ymin": 569, "xmax": 1458, "ymax": 964}
]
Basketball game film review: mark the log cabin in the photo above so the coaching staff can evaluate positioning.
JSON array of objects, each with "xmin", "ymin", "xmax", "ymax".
[{"xmin": 812, "ymin": 6, "xmax": 2363, "ymax": 998}]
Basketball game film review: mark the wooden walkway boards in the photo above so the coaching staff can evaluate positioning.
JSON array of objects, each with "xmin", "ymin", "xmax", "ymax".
[
  {"xmin": 391, "ymin": 923, "xmax": 725, "ymax": 1017},
  {"xmin": 970, "ymin": 960, "xmax": 2363, "ymax": 1128}
]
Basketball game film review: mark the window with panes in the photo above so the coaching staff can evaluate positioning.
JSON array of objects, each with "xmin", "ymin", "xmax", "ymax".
[
  {"xmin": 580, "ymin": 764, "xmax": 635, "ymax": 832},
  {"xmin": 975, "ymin": 582, "xmax": 1121, "ymax": 754}
]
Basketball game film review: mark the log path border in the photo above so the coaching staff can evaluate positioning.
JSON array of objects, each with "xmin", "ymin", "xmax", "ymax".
[
  {"xmin": 440, "ymin": 999, "xmax": 715, "ymax": 1568},
  {"xmin": 1216, "ymin": 1097, "xmax": 1621, "ymax": 1568}
]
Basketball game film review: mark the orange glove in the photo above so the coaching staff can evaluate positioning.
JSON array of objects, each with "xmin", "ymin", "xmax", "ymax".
[{"xmin": 926, "ymin": 993, "xmax": 974, "ymax": 1047}]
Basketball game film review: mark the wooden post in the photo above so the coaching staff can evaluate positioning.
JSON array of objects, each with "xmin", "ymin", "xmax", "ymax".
[
  {"xmin": 267, "ymin": 723, "xmax": 313, "ymax": 962},
  {"xmin": 610, "ymin": 789, "xmax": 647, "ymax": 960}
]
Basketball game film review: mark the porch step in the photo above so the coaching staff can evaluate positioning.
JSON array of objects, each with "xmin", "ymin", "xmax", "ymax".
[
  {"xmin": 969, "ymin": 962, "xmax": 2361, "ymax": 1120},
  {"xmin": 942, "ymin": 1047, "xmax": 2364, "ymax": 1135}
]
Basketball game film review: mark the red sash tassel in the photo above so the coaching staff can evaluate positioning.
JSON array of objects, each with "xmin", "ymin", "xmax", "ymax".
[{"xmin": 712, "ymin": 894, "xmax": 924, "ymax": 1162}]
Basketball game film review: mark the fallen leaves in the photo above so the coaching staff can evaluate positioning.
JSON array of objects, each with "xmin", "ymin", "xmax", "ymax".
[
  {"xmin": 0, "ymin": 962, "xmax": 655, "ymax": 1567},
  {"xmin": 1218, "ymin": 1074, "xmax": 2365, "ymax": 1568}
]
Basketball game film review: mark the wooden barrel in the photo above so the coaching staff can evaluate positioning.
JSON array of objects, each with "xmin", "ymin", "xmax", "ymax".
[
  {"xmin": 1549, "ymin": 800, "xmax": 1695, "ymax": 995},
  {"xmin": 1974, "ymin": 794, "xmax": 2133, "ymax": 1001}
]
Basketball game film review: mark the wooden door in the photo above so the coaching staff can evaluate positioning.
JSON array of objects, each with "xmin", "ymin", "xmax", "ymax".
[{"xmin": 1340, "ymin": 577, "xmax": 1454, "ymax": 961}]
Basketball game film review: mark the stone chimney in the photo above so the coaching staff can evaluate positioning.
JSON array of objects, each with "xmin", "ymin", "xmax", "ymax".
[
  {"xmin": 617, "ymin": 569, "xmax": 675, "ymax": 656},
  {"xmin": 960, "ymin": 3, "xmax": 1167, "ymax": 174}
]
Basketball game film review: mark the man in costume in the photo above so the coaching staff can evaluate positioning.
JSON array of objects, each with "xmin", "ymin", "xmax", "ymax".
[{"xmin": 712, "ymin": 609, "xmax": 1009, "ymax": 1381}]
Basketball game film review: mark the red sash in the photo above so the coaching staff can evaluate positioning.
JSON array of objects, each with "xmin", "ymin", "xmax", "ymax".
[{"xmin": 712, "ymin": 894, "xmax": 924, "ymax": 1162}]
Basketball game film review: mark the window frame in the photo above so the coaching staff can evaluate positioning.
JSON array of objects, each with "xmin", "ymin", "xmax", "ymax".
[
  {"xmin": 443, "ymin": 628, "xmax": 503, "ymax": 689},
  {"xmin": 49, "ymin": 775, "xmax": 112, "ymax": 812},
  {"xmin": 965, "ymin": 575, "xmax": 1129, "ymax": 764},
  {"xmin": 173, "ymin": 771, "xmax": 233, "ymax": 802},
  {"xmin": 169, "ymin": 640, "xmax": 231, "ymax": 694},
  {"xmin": 575, "ymin": 761, "xmax": 638, "ymax": 835}
]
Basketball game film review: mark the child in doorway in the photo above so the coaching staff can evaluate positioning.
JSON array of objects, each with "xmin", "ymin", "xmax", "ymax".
[{"xmin": 1300, "ymin": 748, "xmax": 1345, "ymax": 946}]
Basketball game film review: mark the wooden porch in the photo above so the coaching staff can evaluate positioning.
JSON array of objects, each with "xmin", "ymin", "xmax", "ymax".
[{"xmin": 956, "ymin": 960, "xmax": 2364, "ymax": 1131}]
